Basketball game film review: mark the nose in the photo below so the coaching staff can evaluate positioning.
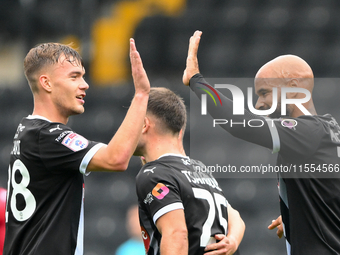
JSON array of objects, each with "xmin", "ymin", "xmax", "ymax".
[
  {"xmin": 80, "ymin": 79, "xmax": 89, "ymax": 90},
  {"xmin": 255, "ymin": 97, "xmax": 264, "ymax": 110}
]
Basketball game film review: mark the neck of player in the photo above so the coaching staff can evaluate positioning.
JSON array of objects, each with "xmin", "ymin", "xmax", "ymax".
[{"xmin": 142, "ymin": 135, "xmax": 186, "ymax": 163}]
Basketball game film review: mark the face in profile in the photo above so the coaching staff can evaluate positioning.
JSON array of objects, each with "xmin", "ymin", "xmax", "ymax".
[
  {"xmin": 47, "ymin": 56, "xmax": 89, "ymax": 117},
  {"xmin": 254, "ymin": 78, "xmax": 293, "ymax": 118}
]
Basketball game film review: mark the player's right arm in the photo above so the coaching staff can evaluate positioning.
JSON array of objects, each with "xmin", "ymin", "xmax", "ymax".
[
  {"xmin": 183, "ymin": 30, "xmax": 202, "ymax": 86},
  {"xmin": 183, "ymin": 30, "xmax": 273, "ymax": 149},
  {"xmin": 156, "ymin": 209, "xmax": 188, "ymax": 255},
  {"xmin": 87, "ymin": 38, "xmax": 150, "ymax": 172}
]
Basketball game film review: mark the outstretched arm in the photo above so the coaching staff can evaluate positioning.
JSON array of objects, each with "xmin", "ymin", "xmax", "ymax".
[
  {"xmin": 183, "ymin": 30, "xmax": 274, "ymax": 149},
  {"xmin": 87, "ymin": 38, "xmax": 150, "ymax": 172}
]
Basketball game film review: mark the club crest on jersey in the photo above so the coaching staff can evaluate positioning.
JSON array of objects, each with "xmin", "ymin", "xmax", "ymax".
[
  {"xmin": 152, "ymin": 183, "xmax": 169, "ymax": 200},
  {"xmin": 62, "ymin": 132, "xmax": 88, "ymax": 151},
  {"xmin": 144, "ymin": 192, "xmax": 154, "ymax": 204}
]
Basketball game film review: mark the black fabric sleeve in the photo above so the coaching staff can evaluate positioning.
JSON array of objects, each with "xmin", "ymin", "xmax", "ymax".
[
  {"xmin": 136, "ymin": 162, "xmax": 183, "ymax": 222},
  {"xmin": 190, "ymin": 73, "xmax": 273, "ymax": 149}
]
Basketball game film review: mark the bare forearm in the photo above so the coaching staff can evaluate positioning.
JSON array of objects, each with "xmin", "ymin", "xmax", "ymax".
[
  {"xmin": 105, "ymin": 92, "xmax": 149, "ymax": 168},
  {"xmin": 160, "ymin": 232, "xmax": 188, "ymax": 255},
  {"xmin": 88, "ymin": 92, "xmax": 148, "ymax": 171},
  {"xmin": 87, "ymin": 38, "xmax": 150, "ymax": 172},
  {"xmin": 227, "ymin": 208, "xmax": 245, "ymax": 251}
]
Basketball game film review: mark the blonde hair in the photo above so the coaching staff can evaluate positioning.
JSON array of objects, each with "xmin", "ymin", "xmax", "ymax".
[{"xmin": 24, "ymin": 43, "xmax": 83, "ymax": 93}]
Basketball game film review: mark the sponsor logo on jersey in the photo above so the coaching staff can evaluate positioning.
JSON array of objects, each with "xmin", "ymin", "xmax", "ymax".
[
  {"xmin": 49, "ymin": 125, "xmax": 63, "ymax": 133},
  {"xmin": 55, "ymin": 130, "xmax": 73, "ymax": 142},
  {"xmin": 143, "ymin": 167, "xmax": 156, "ymax": 174},
  {"xmin": 14, "ymin": 124, "xmax": 25, "ymax": 139},
  {"xmin": 152, "ymin": 183, "xmax": 169, "ymax": 200},
  {"xmin": 62, "ymin": 133, "xmax": 89, "ymax": 151},
  {"xmin": 11, "ymin": 140, "xmax": 21, "ymax": 155}
]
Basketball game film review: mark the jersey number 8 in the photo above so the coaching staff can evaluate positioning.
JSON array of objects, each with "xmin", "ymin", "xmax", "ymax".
[{"xmin": 6, "ymin": 159, "xmax": 37, "ymax": 222}]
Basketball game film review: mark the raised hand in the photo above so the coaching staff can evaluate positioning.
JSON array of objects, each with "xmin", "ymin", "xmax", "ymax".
[
  {"xmin": 183, "ymin": 30, "xmax": 202, "ymax": 86},
  {"xmin": 130, "ymin": 38, "xmax": 150, "ymax": 95}
]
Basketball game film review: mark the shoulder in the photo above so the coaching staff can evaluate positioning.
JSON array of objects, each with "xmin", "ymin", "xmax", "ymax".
[
  {"xmin": 136, "ymin": 156, "xmax": 190, "ymax": 190},
  {"xmin": 21, "ymin": 117, "xmax": 72, "ymax": 137},
  {"xmin": 273, "ymin": 115, "xmax": 328, "ymax": 137},
  {"xmin": 136, "ymin": 160, "xmax": 173, "ymax": 183}
]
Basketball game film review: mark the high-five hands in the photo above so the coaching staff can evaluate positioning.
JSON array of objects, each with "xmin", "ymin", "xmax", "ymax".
[
  {"xmin": 130, "ymin": 38, "xmax": 150, "ymax": 95},
  {"xmin": 183, "ymin": 30, "xmax": 202, "ymax": 86}
]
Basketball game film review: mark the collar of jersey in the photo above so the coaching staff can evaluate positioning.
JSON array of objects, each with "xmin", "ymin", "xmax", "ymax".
[
  {"xmin": 27, "ymin": 114, "xmax": 52, "ymax": 122},
  {"xmin": 158, "ymin": 153, "xmax": 189, "ymax": 160}
]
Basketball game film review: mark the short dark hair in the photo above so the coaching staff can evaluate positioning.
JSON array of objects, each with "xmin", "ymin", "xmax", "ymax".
[
  {"xmin": 24, "ymin": 43, "xmax": 84, "ymax": 93},
  {"xmin": 147, "ymin": 87, "xmax": 187, "ymax": 134}
]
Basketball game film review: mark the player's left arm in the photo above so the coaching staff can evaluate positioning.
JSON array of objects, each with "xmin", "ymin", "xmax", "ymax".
[
  {"xmin": 156, "ymin": 209, "xmax": 188, "ymax": 255},
  {"xmin": 204, "ymin": 205, "xmax": 245, "ymax": 255}
]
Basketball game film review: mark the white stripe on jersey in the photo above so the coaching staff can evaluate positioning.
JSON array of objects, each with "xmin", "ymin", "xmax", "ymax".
[
  {"xmin": 153, "ymin": 202, "xmax": 184, "ymax": 224},
  {"xmin": 285, "ymin": 239, "xmax": 291, "ymax": 255},
  {"xmin": 278, "ymin": 175, "xmax": 289, "ymax": 208},
  {"xmin": 264, "ymin": 117, "xmax": 281, "ymax": 153},
  {"xmin": 74, "ymin": 189, "xmax": 85, "ymax": 255},
  {"xmin": 74, "ymin": 190, "xmax": 85, "ymax": 255},
  {"xmin": 79, "ymin": 143, "xmax": 105, "ymax": 174}
]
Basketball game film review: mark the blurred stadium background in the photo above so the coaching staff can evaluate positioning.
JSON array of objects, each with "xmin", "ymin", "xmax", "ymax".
[{"xmin": 1, "ymin": 0, "xmax": 340, "ymax": 254}]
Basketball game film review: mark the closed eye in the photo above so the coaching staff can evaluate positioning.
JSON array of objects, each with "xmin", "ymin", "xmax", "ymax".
[
  {"xmin": 257, "ymin": 88, "xmax": 270, "ymax": 97},
  {"xmin": 69, "ymin": 71, "xmax": 85, "ymax": 80}
]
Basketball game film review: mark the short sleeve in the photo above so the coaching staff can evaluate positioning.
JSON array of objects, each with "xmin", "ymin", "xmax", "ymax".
[
  {"xmin": 38, "ymin": 124, "xmax": 104, "ymax": 174},
  {"xmin": 136, "ymin": 163, "xmax": 184, "ymax": 224}
]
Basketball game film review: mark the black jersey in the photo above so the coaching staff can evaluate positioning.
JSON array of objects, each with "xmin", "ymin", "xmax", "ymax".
[
  {"xmin": 190, "ymin": 74, "xmax": 340, "ymax": 255},
  {"xmin": 3, "ymin": 115, "xmax": 103, "ymax": 255},
  {"xmin": 274, "ymin": 115, "xmax": 340, "ymax": 255},
  {"xmin": 136, "ymin": 154, "xmax": 229, "ymax": 255}
]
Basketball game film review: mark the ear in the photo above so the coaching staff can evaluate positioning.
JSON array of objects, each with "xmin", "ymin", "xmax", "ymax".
[
  {"xmin": 177, "ymin": 129, "xmax": 186, "ymax": 155},
  {"xmin": 288, "ymin": 78, "xmax": 298, "ymax": 88},
  {"xmin": 39, "ymin": 75, "xmax": 52, "ymax": 92},
  {"xmin": 178, "ymin": 129, "xmax": 184, "ymax": 141},
  {"xmin": 286, "ymin": 78, "xmax": 299, "ymax": 98},
  {"xmin": 142, "ymin": 117, "xmax": 151, "ymax": 134}
]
